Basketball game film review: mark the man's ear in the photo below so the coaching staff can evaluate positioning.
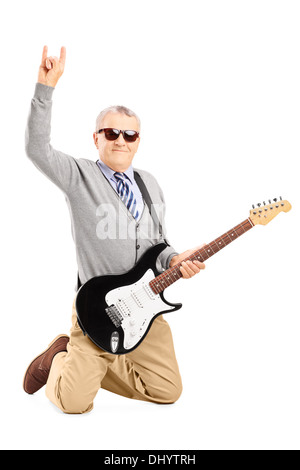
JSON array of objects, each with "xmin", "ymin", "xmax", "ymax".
[{"xmin": 93, "ymin": 132, "xmax": 98, "ymax": 148}]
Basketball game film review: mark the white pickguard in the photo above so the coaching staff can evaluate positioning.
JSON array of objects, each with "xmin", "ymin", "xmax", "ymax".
[{"xmin": 105, "ymin": 269, "xmax": 169, "ymax": 350}]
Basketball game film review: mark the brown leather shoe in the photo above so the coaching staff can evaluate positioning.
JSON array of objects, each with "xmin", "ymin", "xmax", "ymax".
[{"xmin": 23, "ymin": 334, "xmax": 69, "ymax": 394}]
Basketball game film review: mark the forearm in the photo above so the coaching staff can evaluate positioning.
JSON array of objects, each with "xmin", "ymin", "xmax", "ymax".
[
  {"xmin": 25, "ymin": 83, "xmax": 65, "ymax": 189},
  {"xmin": 25, "ymin": 83, "xmax": 55, "ymax": 162},
  {"xmin": 158, "ymin": 245, "xmax": 179, "ymax": 270},
  {"xmin": 25, "ymin": 83, "xmax": 79, "ymax": 193},
  {"xmin": 169, "ymin": 254, "xmax": 179, "ymax": 268}
]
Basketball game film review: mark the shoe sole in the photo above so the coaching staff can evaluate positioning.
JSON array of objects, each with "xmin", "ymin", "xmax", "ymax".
[{"xmin": 23, "ymin": 334, "xmax": 69, "ymax": 394}]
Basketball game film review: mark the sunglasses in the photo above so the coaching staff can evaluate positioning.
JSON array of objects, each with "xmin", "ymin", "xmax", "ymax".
[{"xmin": 97, "ymin": 128, "xmax": 139, "ymax": 143}]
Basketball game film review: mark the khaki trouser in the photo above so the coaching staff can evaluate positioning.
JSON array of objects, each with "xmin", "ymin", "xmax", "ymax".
[{"xmin": 45, "ymin": 300, "xmax": 182, "ymax": 414}]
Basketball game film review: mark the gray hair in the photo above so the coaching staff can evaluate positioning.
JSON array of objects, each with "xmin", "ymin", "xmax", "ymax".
[{"xmin": 95, "ymin": 105, "xmax": 141, "ymax": 133}]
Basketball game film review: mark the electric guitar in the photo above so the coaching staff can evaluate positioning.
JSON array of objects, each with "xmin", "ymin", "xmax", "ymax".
[{"xmin": 76, "ymin": 198, "xmax": 291, "ymax": 354}]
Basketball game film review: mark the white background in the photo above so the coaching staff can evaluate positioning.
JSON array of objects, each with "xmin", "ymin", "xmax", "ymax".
[{"xmin": 1, "ymin": 0, "xmax": 299, "ymax": 450}]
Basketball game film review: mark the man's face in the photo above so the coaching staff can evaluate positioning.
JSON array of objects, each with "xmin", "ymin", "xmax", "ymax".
[{"xmin": 93, "ymin": 112, "xmax": 140, "ymax": 172}]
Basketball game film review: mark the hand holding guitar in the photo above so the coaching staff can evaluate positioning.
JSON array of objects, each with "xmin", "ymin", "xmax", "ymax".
[
  {"xmin": 38, "ymin": 45, "xmax": 66, "ymax": 88},
  {"xmin": 170, "ymin": 245, "xmax": 206, "ymax": 279}
]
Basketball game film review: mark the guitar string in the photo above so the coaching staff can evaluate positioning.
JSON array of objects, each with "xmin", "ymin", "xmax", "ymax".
[
  {"xmin": 151, "ymin": 218, "xmax": 253, "ymax": 293},
  {"xmin": 109, "ymin": 219, "xmax": 253, "ymax": 318},
  {"xmin": 121, "ymin": 220, "xmax": 252, "ymax": 304},
  {"xmin": 107, "ymin": 205, "xmax": 287, "ymax": 321}
]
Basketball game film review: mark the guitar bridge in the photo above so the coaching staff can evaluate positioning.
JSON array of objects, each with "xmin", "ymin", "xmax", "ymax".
[{"xmin": 105, "ymin": 305, "xmax": 123, "ymax": 328}]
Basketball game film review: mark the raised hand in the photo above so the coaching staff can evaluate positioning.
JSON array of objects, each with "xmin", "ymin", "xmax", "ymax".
[{"xmin": 37, "ymin": 45, "xmax": 66, "ymax": 88}]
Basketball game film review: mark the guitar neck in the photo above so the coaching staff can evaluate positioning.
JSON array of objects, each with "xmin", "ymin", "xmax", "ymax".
[{"xmin": 150, "ymin": 218, "xmax": 254, "ymax": 294}]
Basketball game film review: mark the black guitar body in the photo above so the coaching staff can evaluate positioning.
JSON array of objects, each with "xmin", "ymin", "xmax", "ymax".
[{"xmin": 75, "ymin": 243, "xmax": 182, "ymax": 354}]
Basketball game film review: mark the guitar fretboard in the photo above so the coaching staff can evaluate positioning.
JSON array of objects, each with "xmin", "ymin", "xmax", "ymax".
[{"xmin": 149, "ymin": 218, "xmax": 254, "ymax": 295}]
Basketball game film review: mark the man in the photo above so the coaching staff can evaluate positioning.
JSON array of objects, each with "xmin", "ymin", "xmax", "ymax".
[{"xmin": 23, "ymin": 46, "xmax": 205, "ymax": 414}]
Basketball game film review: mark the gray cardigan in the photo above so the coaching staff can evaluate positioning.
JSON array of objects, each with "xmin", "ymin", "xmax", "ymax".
[{"xmin": 25, "ymin": 83, "xmax": 178, "ymax": 287}]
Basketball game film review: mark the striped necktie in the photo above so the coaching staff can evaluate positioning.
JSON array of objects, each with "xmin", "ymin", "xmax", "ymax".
[{"xmin": 114, "ymin": 172, "xmax": 139, "ymax": 220}]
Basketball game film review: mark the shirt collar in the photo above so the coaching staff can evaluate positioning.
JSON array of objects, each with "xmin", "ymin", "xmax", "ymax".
[{"xmin": 97, "ymin": 159, "xmax": 134, "ymax": 184}]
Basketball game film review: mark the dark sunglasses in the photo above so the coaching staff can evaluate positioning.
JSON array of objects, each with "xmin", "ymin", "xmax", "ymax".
[{"xmin": 97, "ymin": 128, "xmax": 139, "ymax": 142}]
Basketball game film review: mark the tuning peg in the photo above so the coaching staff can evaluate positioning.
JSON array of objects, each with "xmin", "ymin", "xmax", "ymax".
[
  {"xmin": 268, "ymin": 199, "xmax": 271, "ymax": 204},
  {"xmin": 273, "ymin": 198, "xmax": 277, "ymax": 202},
  {"xmin": 263, "ymin": 201, "xmax": 266, "ymax": 205},
  {"xmin": 280, "ymin": 196, "xmax": 282, "ymax": 200},
  {"xmin": 257, "ymin": 203, "xmax": 261, "ymax": 207},
  {"xmin": 252, "ymin": 204, "xmax": 255, "ymax": 209}
]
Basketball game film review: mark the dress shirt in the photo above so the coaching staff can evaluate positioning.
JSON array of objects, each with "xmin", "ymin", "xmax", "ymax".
[{"xmin": 96, "ymin": 159, "xmax": 144, "ymax": 222}]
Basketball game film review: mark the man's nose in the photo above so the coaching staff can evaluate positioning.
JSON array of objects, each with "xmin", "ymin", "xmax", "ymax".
[
  {"xmin": 115, "ymin": 133, "xmax": 125, "ymax": 145},
  {"xmin": 115, "ymin": 133, "xmax": 126, "ymax": 144}
]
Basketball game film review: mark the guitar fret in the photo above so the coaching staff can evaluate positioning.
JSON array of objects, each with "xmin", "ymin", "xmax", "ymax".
[
  {"xmin": 204, "ymin": 247, "xmax": 213, "ymax": 257},
  {"xmin": 223, "ymin": 232, "xmax": 232, "ymax": 245},
  {"xmin": 215, "ymin": 237, "xmax": 226, "ymax": 248},
  {"xmin": 231, "ymin": 229, "xmax": 238, "ymax": 239},
  {"xmin": 205, "ymin": 245, "xmax": 214, "ymax": 255},
  {"xmin": 211, "ymin": 241, "xmax": 220, "ymax": 253},
  {"xmin": 150, "ymin": 219, "xmax": 253, "ymax": 294}
]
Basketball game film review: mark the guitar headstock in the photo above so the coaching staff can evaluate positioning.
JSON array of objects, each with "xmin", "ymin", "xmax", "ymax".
[{"xmin": 249, "ymin": 197, "xmax": 291, "ymax": 226}]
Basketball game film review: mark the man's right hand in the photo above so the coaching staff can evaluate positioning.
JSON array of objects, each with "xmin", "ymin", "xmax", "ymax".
[{"xmin": 37, "ymin": 45, "xmax": 66, "ymax": 88}]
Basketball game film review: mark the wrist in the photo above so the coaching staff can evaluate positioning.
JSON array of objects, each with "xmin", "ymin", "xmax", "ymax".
[
  {"xmin": 34, "ymin": 82, "xmax": 55, "ymax": 100},
  {"xmin": 169, "ymin": 255, "xmax": 178, "ymax": 268},
  {"xmin": 37, "ymin": 79, "xmax": 56, "ymax": 88}
]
